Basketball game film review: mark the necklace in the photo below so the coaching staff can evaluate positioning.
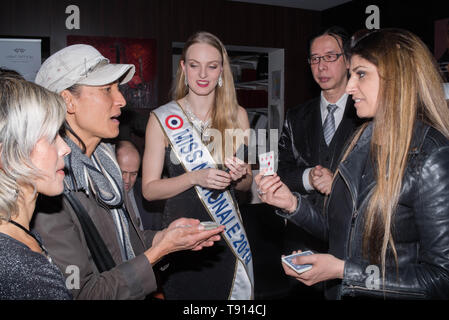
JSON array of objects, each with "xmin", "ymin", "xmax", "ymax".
[
  {"xmin": 8, "ymin": 220, "xmax": 52, "ymax": 263},
  {"xmin": 183, "ymin": 100, "xmax": 212, "ymax": 143}
]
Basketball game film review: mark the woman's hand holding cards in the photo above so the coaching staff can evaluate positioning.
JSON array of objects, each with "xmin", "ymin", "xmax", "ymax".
[
  {"xmin": 254, "ymin": 173, "xmax": 298, "ymax": 213},
  {"xmin": 191, "ymin": 168, "xmax": 232, "ymax": 190},
  {"xmin": 281, "ymin": 250, "xmax": 345, "ymax": 286},
  {"xmin": 224, "ymin": 156, "xmax": 247, "ymax": 181},
  {"xmin": 146, "ymin": 218, "xmax": 225, "ymax": 264}
]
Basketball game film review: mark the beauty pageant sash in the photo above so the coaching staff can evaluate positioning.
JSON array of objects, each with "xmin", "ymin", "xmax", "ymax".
[{"xmin": 153, "ymin": 101, "xmax": 254, "ymax": 300}]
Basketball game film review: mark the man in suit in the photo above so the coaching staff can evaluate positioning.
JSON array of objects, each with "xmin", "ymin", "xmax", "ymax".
[
  {"xmin": 277, "ymin": 27, "xmax": 364, "ymax": 298},
  {"xmin": 116, "ymin": 140, "xmax": 163, "ymax": 231}
]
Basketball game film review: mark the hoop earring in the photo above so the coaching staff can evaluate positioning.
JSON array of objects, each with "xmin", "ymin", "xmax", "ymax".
[{"xmin": 218, "ymin": 75, "xmax": 223, "ymax": 88}]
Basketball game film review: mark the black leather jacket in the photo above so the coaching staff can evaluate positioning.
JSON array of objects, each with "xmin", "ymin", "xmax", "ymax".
[{"xmin": 279, "ymin": 121, "xmax": 449, "ymax": 299}]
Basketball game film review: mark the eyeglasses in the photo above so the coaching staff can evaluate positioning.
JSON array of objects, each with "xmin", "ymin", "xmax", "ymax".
[{"xmin": 308, "ymin": 53, "xmax": 344, "ymax": 65}]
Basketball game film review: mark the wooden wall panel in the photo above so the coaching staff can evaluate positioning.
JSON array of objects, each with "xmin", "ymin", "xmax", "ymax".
[
  {"xmin": 322, "ymin": 0, "xmax": 449, "ymax": 52},
  {"xmin": 0, "ymin": 0, "xmax": 321, "ymax": 109}
]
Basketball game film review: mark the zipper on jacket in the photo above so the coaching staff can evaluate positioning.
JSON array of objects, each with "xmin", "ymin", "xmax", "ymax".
[
  {"xmin": 339, "ymin": 166, "xmax": 376, "ymax": 258},
  {"xmin": 339, "ymin": 169, "xmax": 358, "ymax": 258},
  {"xmin": 346, "ymin": 284, "xmax": 426, "ymax": 298},
  {"xmin": 322, "ymin": 171, "xmax": 338, "ymax": 241},
  {"xmin": 347, "ymin": 209, "xmax": 359, "ymax": 257}
]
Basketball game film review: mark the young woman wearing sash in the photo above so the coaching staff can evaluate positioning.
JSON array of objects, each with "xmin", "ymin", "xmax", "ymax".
[{"xmin": 142, "ymin": 31, "xmax": 254, "ymax": 299}]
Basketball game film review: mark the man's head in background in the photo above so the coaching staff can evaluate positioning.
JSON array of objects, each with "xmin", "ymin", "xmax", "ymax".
[
  {"xmin": 116, "ymin": 140, "xmax": 141, "ymax": 192},
  {"xmin": 0, "ymin": 68, "xmax": 24, "ymax": 80},
  {"xmin": 308, "ymin": 26, "xmax": 350, "ymax": 98}
]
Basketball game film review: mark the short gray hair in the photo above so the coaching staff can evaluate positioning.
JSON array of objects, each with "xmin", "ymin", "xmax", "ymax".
[{"xmin": 0, "ymin": 76, "xmax": 66, "ymax": 221}]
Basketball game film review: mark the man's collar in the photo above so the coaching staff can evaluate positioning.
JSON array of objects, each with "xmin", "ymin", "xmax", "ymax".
[{"xmin": 320, "ymin": 92, "xmax": 349, "ymax": 112}]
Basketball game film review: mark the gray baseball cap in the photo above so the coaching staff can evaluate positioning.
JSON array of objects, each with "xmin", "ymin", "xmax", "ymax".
[{"xmin": 35, "ymin": 44, "xmax": 135, "ymax": 93}]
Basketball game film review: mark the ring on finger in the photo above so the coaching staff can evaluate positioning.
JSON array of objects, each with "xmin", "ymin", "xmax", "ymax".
[{"xmin": 257, "ymin": 188, "xmax": 266, "ymax": 196}]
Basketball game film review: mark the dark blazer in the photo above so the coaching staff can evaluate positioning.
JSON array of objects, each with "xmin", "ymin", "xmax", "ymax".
[
  {"xmin": 278, "ymin": 95, "xmax": 364, "ymax": 209},
  {"xmin": 33, "ymin": 190, "xmax": 157, "ymax": 300},
  {"xmin": 129, "ymin": 177, "xmax": 164, "ymax": 231}
]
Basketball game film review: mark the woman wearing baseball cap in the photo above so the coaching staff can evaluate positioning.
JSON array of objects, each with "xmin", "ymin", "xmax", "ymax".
[{"xmin": 33, "ymin": 44, "xmax": 225, "ymax": 300}]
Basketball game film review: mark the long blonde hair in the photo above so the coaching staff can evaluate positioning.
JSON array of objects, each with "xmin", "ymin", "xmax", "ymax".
[
  {"xmin": 172, "ymin": 31, "xmax": 241, "ymax": 162},
  {"xmin": 341, "ymin": 29, "xmax": 449, "ymax": 280}
]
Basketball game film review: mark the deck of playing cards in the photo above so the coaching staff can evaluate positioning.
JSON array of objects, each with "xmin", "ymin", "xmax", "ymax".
[
  {"xmin": 258, "ymin": 151, "xmax": 275, "ymax": 176},
  {"xmin": 200, "ymin": 221, "xmax": 220, "ymax": 230},
  {"xmin": 281, "ymin": 250, "xmax": 314, "ymax": 274}
]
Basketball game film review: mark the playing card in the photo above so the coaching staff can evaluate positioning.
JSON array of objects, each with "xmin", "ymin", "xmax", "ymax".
[
  {"xmin": 258, "ymin": 151, "xmax": 275, "ymax": 176},
  {"xmin": 200, "ymin": 221, "xmax": 220, "ymax": 230},
  {"xmin": 281, "ymin": 250, "xmax": 314, "ymax": 274}
]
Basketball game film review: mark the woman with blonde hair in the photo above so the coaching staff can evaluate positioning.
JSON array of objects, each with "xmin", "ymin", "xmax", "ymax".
[
  {"xmin": 142, "ymin": 31, "xmax": 254, "ymax": 299},
  {"xmin": 256, "ymin": 28, "xmax": 449, "ymax": 299},
  {"xmin": 0, "ymin": 76, "xmax": 71, "ymax": 299}
]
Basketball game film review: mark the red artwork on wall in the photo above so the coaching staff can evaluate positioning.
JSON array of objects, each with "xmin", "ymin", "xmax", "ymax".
[{"xmin": 67, "ymin": 35, "xmax": 157, "ymax": 109}]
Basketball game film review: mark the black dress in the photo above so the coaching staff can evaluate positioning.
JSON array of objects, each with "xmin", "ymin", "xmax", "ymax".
[{"xmin": 159, "ymin": 147, "xmax": 237, "ymax": 300}]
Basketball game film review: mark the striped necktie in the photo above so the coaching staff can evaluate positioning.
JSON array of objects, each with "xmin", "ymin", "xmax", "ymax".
[{"xmin": 323, "ymin": 104, "xmax": 338, "ymax": 146}]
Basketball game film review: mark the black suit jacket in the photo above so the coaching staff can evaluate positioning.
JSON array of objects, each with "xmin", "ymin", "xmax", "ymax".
[
  {"xmin": 128, "ymin": 177, "xmax": 164, "ymax": 231},
  {"xmin": 278, "ymin": 95, "xmax": 364, "ymax": 209}
]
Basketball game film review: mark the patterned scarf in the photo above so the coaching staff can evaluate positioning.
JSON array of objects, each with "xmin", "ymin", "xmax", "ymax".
[{"xmin": 63, "ymin": 137, "xmax": 135, "ymax": 261}]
